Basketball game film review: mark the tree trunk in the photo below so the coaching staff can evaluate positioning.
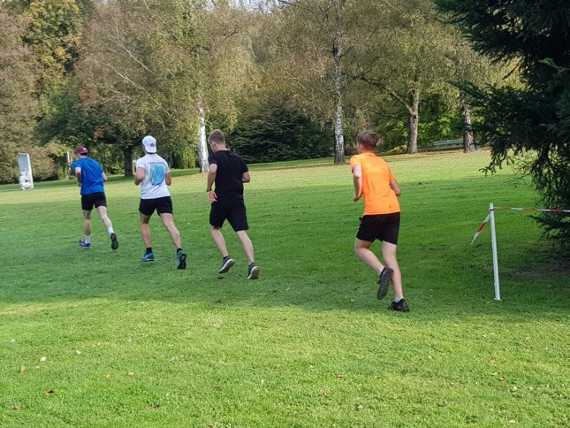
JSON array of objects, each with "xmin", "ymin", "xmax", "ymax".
[
  {"xmin": 407, "ymin": 89, "xmax": 420, "ymax": 154},
  {"xmin": 333, "ymin": 38, "xmax": 345, "ymax": 164},
  {"xmin": 197, "ymin": 101, "xmax": 209, "ymax": 173},
  {"xmin": 123, "ymin": 145, "xmax": 133, "ymax": 177},
  {"xmin": 461, "ymin": 94, "xmax": 476, "ymax": 153}
]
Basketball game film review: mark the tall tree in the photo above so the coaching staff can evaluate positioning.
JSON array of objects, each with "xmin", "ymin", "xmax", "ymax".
[
  {"xmin": 275, "ymin": 0, "xmax": 351, "ymax": 164},
  {"xmin": 437, "ymin": 0, "xmax": 570, "ymax": 249},
  {"xmin": 349, "ymin": 0, "xmax": 454, "ymax": 154},
  {"xmin": 41, "ymin": 0, "xmax": 205, "ymax": 175},
  {"xmin": 22, "ymin": 0, "xmax": 84, "ymax": 92},
  {"xmin": 195, "ymin": 2, "xmax": 260, "ymax": 172},
  {"xmin": 0, "ymin": 8, "xmax": 38, "ymax": 182}
]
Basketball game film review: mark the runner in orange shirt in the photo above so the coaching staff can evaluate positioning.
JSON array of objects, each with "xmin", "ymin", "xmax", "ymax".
[{"xmin": 351, "ymin": 130, "xmax": 409, "ymax": 312}]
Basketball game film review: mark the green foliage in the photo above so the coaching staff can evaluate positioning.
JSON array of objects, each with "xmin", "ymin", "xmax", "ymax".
[
  {"xmin": 23, "ymin": 0, "xmax": 84, "ymax": 90},
  {"xmin": 229, "ymin": 98, "xmax": 333, "ymax": 163},
  {"xmin": 0, "ymin": 9, "xmax": 38, "ymax": 183},
  {"xmin": 438, "ymin": 0, "xmax": 570, "ymax": 251},
  {"xmin": 28, "ymin": 142, "xmax": 68, "ymax": 181}
]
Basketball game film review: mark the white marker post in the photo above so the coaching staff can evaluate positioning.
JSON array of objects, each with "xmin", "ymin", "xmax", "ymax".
[
  {"xmin": 489, "ymin": 202, "xmax": 501, "ymax": 301},
  {"xmin": 17, "ymin": 153, "xmax": 34, "ymax": 190}
]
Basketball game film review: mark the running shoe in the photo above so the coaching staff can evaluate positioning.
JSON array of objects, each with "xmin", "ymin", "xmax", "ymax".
[
  {"xmin": 389, "ymin": 299, "xmax": 410, "ymax": 312},
  {"xmin": 142, "ymin": 252, "xmax": 155, "ymax": 262},
  {"xmin": 247, "ymin": 263, "xmax": 260, "ymax": 280},
  {"xmin": 110, "ymin": 233, "xmax": 119, "ymax": 250},
  {"xmin": 218, "ymin": 257, "xmax": 235, "ymax": 274},
  {"xmin": 377, "ymin": 267, "xmax": 393, "ymax": 300},
  {"xmin": 79, "ymin": 239, "xmax": 91, "ymax": 249},
  {"xmin": 176, "ymin": 249, "xmax": 187, "ymax": 270}
]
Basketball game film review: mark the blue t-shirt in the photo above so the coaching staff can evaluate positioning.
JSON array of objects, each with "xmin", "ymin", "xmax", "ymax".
[{"xmin": 71, "ymin": 157, "xmax": 105, "ymax": 196}]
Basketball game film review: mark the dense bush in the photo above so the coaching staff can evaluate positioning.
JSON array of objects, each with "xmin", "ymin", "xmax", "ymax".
[{"xmin": 228, "ymin": 99, "xmax": 333, "ymax": 164}]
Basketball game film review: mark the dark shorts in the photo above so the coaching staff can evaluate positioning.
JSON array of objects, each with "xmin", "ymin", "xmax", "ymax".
[
  {"xmin": 81, "ymin": 192, "xmax": 107, "ymax": 211},
  {"xmin": 139, "ymin": 196, "xmax": 173, "ymax": 217},
  {"xmin": 210, "ymin": 196, "xmax": 248, "ymax": 232},
  {"xmin": 356, "ymin": 213, "xmax": 400, "ymax": 245}
]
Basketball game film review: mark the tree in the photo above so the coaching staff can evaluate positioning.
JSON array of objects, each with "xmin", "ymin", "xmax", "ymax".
[
  {"xmin": 437, "ymin": 0, "xmax": 570, "ymax": 249},
  {"xmin": 349, "ymin": 0, "xmax": 456, "ymax": 154},
  {"xmin": 40, "ymin": 0, "xmax": 207, "ymax": 176},
  {"xmin": 0, "ymin": 8, "xmax": 38, "ymax": 182},
  {"xmin": 230, "ymin": 96, "xmax": 333, "ymax": 163},
  {"xmin": 195, "ymin": 1, "xmax": 261, "ymax": 172},
  {"xmin": 274, "ymin": 0, "xmax": 352, "ymax": 164},
  {"xmin": 445, "ymin": 34, "xmax": 516, "ymax": 153},
  {"xmin": 22, "ymin": 0, "xmax": 85, "ymax": 92}
]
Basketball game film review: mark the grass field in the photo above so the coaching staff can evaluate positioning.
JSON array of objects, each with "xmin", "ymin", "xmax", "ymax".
[{"xmin": 1, "ymin": 150, "xmax": 569, "ymax": 427}]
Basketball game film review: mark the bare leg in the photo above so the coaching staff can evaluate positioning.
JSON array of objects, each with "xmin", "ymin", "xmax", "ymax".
[
  {"xmin": 355, "ymin": 239, "xmax": 384, "ymax": 274},
  {"xmin": 160, "ymin": 213, "xmax": 182, "ymax": 249},
  {"xmin": 140, "ymin": 214, "xmax": 152, "ymax": 248},
  {"xmin": 236, "ymin": 230, "xmax": 255, "ymax": 264},
  {"xmin": 95, "ymin": 205, "xmax": 114, "ymax": 235},
  {"xmin": 211, "ymin": 227, "xmax": 229, "ymax": 258},
  {"xmin": 382, "ymin": 241, "xmax": 404, "ymax": 301},
  {"xmin": 83, "ymin": 210, "xmax": 92, "ymax": 238}
]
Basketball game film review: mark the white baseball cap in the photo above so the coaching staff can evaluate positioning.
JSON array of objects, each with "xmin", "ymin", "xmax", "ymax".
[{"xmin": 142, "ymin": 135, "xmax": 157, "ymax": 154}]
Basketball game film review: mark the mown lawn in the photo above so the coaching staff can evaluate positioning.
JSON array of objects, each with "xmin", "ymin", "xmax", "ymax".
[{"xmin": 1, "ymin": 150, "xmax": 568, "ymax": 427}]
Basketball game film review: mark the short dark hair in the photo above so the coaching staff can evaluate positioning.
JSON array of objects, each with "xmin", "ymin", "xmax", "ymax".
[
  {"xmin": 208, "ymin": 129, "xmax": 226, "ymax": 145},
  {"xmin": 357, "ymin": 130, "xmax": 382, "ymax": 149}
]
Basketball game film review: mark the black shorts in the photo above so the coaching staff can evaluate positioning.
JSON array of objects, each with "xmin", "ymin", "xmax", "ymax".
[
  {"xmin": 356, "ymin": 213, "xmax": 400, "ymax": 245},
  {"xmin": 81, "ymin": 192, "xmax": 107, "ymax": 211},
  {"xmin": 139, "ymin": 196, "xmax": 173, "ymax": 216},
  {"xmin": 210, "ymin": 196, "xmax": 248, "ymax": 232}
]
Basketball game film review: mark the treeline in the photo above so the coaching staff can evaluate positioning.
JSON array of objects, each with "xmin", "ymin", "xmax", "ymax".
[{"xmin": 1, "ymin": 0, "xmax": 512, "ymax": 183}]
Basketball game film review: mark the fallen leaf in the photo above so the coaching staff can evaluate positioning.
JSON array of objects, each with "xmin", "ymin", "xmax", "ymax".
[
  {"xmin": 19, "ymin": 366, "xmax": 27, "ymax": 375},
  {"xmin": 40, "ymin": 357, "xmax": 47, "ymax": 362},
  {"xmin": 44, "ymin": 389, "xmax": 55, "ymax": 396}
]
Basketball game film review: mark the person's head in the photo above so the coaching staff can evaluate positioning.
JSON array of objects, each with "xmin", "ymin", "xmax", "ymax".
[
  {"xmin": 142, "ymin": 135, "xmax": 157, "ymax": 154},
  {"xmin": 356, "ymin": 130, "xmax": 382, "ymax": 153},
  {"xmin": 208, "ymin": 129, "xmax": 227, "ymax": 152},
  {"xmin": 74, "ymin": 145, "xmax": 89, "ymax": 157}
]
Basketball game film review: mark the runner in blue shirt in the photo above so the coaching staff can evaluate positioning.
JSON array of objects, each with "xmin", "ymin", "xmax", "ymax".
[{"xmin": 70, "ymin": 146, "xmax": 118, "ymax": 250}]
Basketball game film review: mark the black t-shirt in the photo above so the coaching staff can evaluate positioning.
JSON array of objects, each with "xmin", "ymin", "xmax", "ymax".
[{"xmin": 209, "ymin": 150, "xmax": 248, "ymax": 197}]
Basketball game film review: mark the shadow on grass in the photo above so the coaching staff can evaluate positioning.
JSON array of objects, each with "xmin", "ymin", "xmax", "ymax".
[{"xmin": 0, "ymin": 175, "xmax": 568, "ymax": 321}]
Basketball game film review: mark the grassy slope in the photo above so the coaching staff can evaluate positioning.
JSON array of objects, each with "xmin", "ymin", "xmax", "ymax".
[{"xmin": 0, "ymin": 151, "xmax": 568, "ymax": 427}]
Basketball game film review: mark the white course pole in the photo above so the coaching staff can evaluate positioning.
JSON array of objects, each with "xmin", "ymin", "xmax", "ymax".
[{"xmin": 489, "ymin": 202, "xmax": 501, "ymax": 301}]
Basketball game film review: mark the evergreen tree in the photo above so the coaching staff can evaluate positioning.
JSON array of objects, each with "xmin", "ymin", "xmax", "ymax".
[
  {"xmin": 437, "ymin": 0, "xmax": 570, "ymax": 249},
  {"xmin": 230, "ymin": 97, "xmax": 333, "ymax": 163}
]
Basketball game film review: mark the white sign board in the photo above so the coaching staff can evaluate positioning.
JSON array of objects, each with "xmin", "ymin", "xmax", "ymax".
[{"xmin": 17, "ymin": 153, "xmax": 34, "ymax": 190}]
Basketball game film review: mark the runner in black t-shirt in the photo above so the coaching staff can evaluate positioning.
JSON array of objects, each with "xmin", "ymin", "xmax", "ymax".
[{"xmin": 206, "ymin": 129, "xmax": 260, "ymax": 279}]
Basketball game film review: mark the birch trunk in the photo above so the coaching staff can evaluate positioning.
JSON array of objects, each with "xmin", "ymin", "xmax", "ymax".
[
  {"xmin": 460, "ymin": 94, "xmax": 476, "ymax": 153},
  {"xmin": 407, "ymin": 89, "xmax": 420, "ymax": 154},
  {"xmin": 333, "ymin": 38, "xmax": 345, "ymax": 164},
  {"xmin": 197, "ymin": 102, "xmax": 209, "ymax": 173}
]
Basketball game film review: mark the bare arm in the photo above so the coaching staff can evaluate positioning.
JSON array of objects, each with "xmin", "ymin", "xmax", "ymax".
[
  {"xmin": 102, "ymin": 172, "xmax": 108, "ymax": 182},
  {"xmin": 75, "ymin": 167, "xmax": 82, "ymax": 186},
  {"xmin": 134, "ymin": 167, "xmax": 145, "ymax": 185},
  {"xmin": 165, "ymin": 171, "xmax": 172, "ymax": 186},
  {"xmin": 390, "ymin": 178, "xmax": 401, "ymax": 196},
  {"xmin": 207, "ymin": 163, "xmax": 218, "ymax": 202},
  {"xmin": 242, "ymin": 171, "xmax": 251, "ymax": 183},
  {"xmin": 352, "ymin": 164, "xmax": 363, "ymax": 201}
]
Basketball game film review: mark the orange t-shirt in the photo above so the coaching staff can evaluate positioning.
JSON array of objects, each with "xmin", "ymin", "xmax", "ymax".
[{"xmin": 350, "ymin": 152, "xmax": 400, "ymax": 215}]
